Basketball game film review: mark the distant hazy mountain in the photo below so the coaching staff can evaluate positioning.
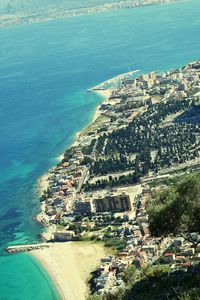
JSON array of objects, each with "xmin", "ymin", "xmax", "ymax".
[{"xmin": 0, "ymin": 0, "xmax": 118, "ymax": 14}]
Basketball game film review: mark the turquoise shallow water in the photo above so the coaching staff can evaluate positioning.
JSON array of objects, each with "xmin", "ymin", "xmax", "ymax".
[
  {"xmin": 0, "ymin": 254, "xmax": 60, "ymax": 300},
  {"xmin": 0, "ymin": 0, "xmax": 200, "ymax": 299}
]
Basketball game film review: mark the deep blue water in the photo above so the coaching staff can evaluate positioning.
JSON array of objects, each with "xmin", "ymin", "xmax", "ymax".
[{"xmin": 0, "ymin": 0, "xmax": 199, "ymax": 299}]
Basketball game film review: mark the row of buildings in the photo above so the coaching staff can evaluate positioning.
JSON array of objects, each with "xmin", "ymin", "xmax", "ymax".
[
  {"xmin": 39, "ymin": 61, "xmax": 200, "ymax": 238},
  {"xmin": 90, "ymin": 186, "xmax": 200, "ymax": 295},
  {"xmin": 37, "ymin": 64, "xmax": 200, "ymax": 296}
]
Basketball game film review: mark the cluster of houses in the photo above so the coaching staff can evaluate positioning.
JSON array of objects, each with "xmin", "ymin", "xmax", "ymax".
[
  {"xmin": 89, "ymin": 187, "xmax": 164, "ymax": 294},
  {"xmin": 38, "ymin": 62, "xmax": 200, "ymax": 296},
  {"xmin": 39, "ymin": 61, "xmax": 200, "ymax": 235},
  {"xmin": 40, "ymin": 60, "xmax": 199, "ymax": 218},
  {"xmin": 41, "ymin": 166, "xmax": 134, "ymax": 226},
  {"xmin": 87, "ymin": 61, "xmax": 200, "ymax": 154},
  {"xmin": 90, "ymin": 186, "xmax": 200, "ymax": 295},
  {"xmin": 161, "ymin": 236, "xmax": 200, "ymax": 267},
  {"xmin": 40, "ymin": 149, "xmax": 86, "ymax": 225},
  {"xmin": 113, "ymin": 60, "xmax": 200, "ymax": 103}
]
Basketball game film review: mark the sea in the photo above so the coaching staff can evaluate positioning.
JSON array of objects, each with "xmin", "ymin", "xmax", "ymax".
[{"xmin": 0, "ymin": 0, "xmax": 199, "ymax": 299}]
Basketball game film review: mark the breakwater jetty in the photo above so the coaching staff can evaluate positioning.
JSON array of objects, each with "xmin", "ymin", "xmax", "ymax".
[
  {"xmin": 5, "ymin": 243, "xmax": 50, "ymax": 254},
  {"xmin": 89, "ymin": 69, "xmax": 140, "ymax": 91}
]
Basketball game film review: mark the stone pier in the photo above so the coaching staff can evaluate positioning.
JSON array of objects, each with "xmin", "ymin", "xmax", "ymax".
[{"xmin": 5, "ymin": 243, "xmax": 50, "ymax": 254}]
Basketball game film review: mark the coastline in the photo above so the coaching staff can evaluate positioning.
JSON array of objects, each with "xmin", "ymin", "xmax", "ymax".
[
  {"xmin": 33, "ymin": 65, "xmax": 180, "ymax": 299},
  {"xmin": 33, "ymin": 72, "xmax": 129, "ymax": 299},
  {"xmin": 30, "ymin": 242, "xmax": 106, "ymax": 300},
  {"xmin": 35, "ymin": 86, "xmax": 114, "ymax": 239},
  {"xmin": 0, "ymin": 1, "xmax": 182, "ymax": 30},
  {"xmin": 91, "ymin": 88, "xmax": 113, "ymax": 123},
  {"xmin": 36, "ymin": 69, "xmax": 136, "ymax": 196},
  {"xmin": 1, "ymin": 0, "xmax": 200, "ymax": 296},
  {"xmin": 8, "ymin": 60, "xmax": 200, "ymax": 299}
]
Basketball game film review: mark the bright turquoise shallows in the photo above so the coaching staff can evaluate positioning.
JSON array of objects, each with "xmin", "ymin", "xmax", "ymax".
[{"xmin": 0, "ymin": 0, "xmax": 200, "ymax": 299}]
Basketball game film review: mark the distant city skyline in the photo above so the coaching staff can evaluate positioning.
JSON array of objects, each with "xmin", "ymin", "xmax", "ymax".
[
  {"xmin": 0, "ymin": 0, "xmax": 120, "ymax": 14},
  {"xmin": 0, "ymin": 0, "xmax": 182, "ymax": 29}
]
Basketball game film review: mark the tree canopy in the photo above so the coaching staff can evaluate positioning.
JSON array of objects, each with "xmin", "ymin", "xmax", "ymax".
[{"xmin": 147, "ymin": 174, "xmax": 200, "ymax": 247}]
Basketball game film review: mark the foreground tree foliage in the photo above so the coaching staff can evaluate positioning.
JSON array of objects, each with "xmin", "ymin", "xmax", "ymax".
[
  {"xmin": 88, "ymin": 174, "xmax": 200, "ymax": 300},
  {"xmin": 123, "ymin": 264, "xmax": 200, "ymax": 300},
  {"xmin": 122, "ymin": 265, "xmax": 137, "ymax": 288},
  {"xmin": 147, "ymin": 174, "xmax": 200, "ymax": 248},
  {"xmin": 88, "ymin": 264, "xmax": 200, "ymax": 300}
]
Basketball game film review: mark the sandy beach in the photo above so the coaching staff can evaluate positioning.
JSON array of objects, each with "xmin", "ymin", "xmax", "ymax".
[
  {"xmin": 33, "ymin": 87, "xmax": 111, "ymax": 299},
  {"xmin": 90, "ymin": 69, "xmax": 140, "ymax": 123},
  {"xmin": 92, "ymin": 88, "xmax": 113, "ymax": 122},
  {"xmin": 38, "ymin": 172, "xmax": 50, "ymax": 195},
  {"xmin": 93, "ymin": 88, "xmax": 113, "ymax": 99},
  {"xmin": 33, "ymin": 80, "xmax": 121, "ymax": 299},
  {"xmin": 31, "ymin": 242, "xmax": 106, "ymax": 300}
]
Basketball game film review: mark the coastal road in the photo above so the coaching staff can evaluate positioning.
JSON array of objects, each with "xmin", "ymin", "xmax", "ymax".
[{"xmin": 77, "ymin": 167, "xmax": 90, "ymax": 193}]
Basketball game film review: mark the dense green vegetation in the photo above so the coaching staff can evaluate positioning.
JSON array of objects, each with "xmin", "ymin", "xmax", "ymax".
[
  {"xmin": 84, "ymin": 172, "xmax": 139, "ymax": 191},
  {"xmin": 147, "ymin": 174, "xmax": 200, "ymax": 248},
  {"xmin": 88, "ymin": 264, "xmax": 200, "ymax": 300},
  {"xmin": 82, "ymin": 139, "xmax": 96, "ymax": 155},
  {"xmin": 103, "ymin": 237, "xmax": 126, "ymax": 251},
  {"xmin": 115, "ymin": 99, "xmax": 150, "ymax": 113},
  {"xmin": 88, "ymin": 99, "xmax": 200, "ymax": 180},
  {"xmin": 91, "ymin": 155, "xmax": 135, "ymax": 175},
  {"xmin": 122, "ymin": 265, "xmax": 137, "ymax": 288},
  {"xmin": 87, "ymin": 174, "xmax": 200, "ymax": 300},
  {"xmin": 62, "ymin": 147, "xmax": 75, "ymax": 162},
  {"xmin": 121, "ymin": 264, "xmax": 200, "ymax": 300}
]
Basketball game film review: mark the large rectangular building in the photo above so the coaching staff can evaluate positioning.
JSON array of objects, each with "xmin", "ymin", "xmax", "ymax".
[
  {"xmin": 54, "ymin": 230, "xmax": 75, "ymax": 241},
  {"xmin": 93, "ymin": 191, "xmax": 131, "ymax": 212},
  {"xmin": 74, "ymin": 200, "xmax": 92, "ymax": 214}
]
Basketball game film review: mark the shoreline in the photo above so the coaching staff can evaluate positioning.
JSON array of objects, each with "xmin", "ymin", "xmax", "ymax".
[
  {"xmin": 33, "ymin": 71, "xmax": 132, "ymax": 299},
  {"xmin": 35, "ymin": 87, "xmax": 114, "ymax": 237},
  {"xmin": 0, "ymin": 1, "xmax": 182, "ymax": 30},
  {"xmin": 91, "ymin": 69, "xmax": 140, "ymax": 90},
  {"xmin": 30, "ymin": 242, "xmax": 106, "ymax": 300},
  {"xmin": 91, "ymin": 88, "xmax": 113, "ymax": 123},
  {"xmin": 8, "ymin": 60, "xmax": 200, "ymax": 299},
  {"xmin": 36, "ymin": 69, "xmax": 137, "ymax": 197}
]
